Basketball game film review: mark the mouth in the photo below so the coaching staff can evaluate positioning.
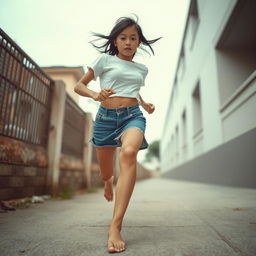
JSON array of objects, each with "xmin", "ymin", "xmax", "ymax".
[{"xmin": 124, "ymin": 48, "xmax": 132, "ymax": 51}]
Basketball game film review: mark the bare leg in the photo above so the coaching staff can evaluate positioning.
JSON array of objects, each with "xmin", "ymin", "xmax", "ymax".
[
  {"xmin": 108, "ymin": 128, "xmax": 143, "ymax": 253},
  {"xmin": 96, "ymin": 147, "xmax": 116, "ymax": 201}
]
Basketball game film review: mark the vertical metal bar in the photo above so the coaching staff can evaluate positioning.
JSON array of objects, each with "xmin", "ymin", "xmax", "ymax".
[
  {"xmin": 10, "ymin": 63, "xmax": 23, "ymax": 138},
  {"xmin": 7, "ymin": 47, "xmax": 13, "ymax": 81},
  {"xmin": 34, "ymin": 71, "xmax": 39, "ymax": 102},
  {"xmin": 0, "ymin": 46, "xmax": 9, "ymax": 128},
  {"xmin": 39, "ymin": 78, "xmax": 43, "ymax": 103},
  {"xmin": 29, "ymin": 75, "xmax": 38, "ymax": 143},
  {"xmin": 10, "ymin": 50, "xmax": 17, "ymax": 84},
  {"xmin": 15, "ymin": 90, "xmax": 23, "ymax": 140},
  {"xmin": 32, "ymin": 101, "xmax": 37, "ymax": 144},
  {"xmin": 32, "ymin": 99, "xmax": 40, "ymax": 144},
  {"xmin": 26, "ymin": 92, "xmax": 32, "ymax": 142},
  {"xmin": 5, "ymin": 54, "xmax": 15, "ymax": 136},
  {"xmin": 6, "ymin": 84, "xmax": 15, "ymax": 136},
  {"xmin": 14, "ymin": 56, "xmax": 27, "ymax": 140},
  {"xmin": 20, "ymin": 65, "xmax": 31, "ymax": 141},
  {"xmin": 34, "ymin": 73, "xmax": 41, "ymax": 144},
  {"xmin": 22, "ymin": 90, "xmax": 31, "ymax": 142},
  {"xmin": 4, "ymin": 45, "xmax": 10, "ymax": 79},
  {"xmin": 0, "ymin": 77, "xmax": 3, "ymax": 133},
  {"xmin": 2, "ymin": 81, "xmax": 12, "ymax": 136},
  {"xmin": 25, "ymin": 66, "xmax": 33, "ymax": 142},
  {"xmin": 12, "ymin": 68, "xmax": 23, "ymax": 139},
  {"xmin": 0, "ymin": 75, "xmax": 7, "ymax": 123},
  {"xmin": 8, "ymin": 53, "xmax": 20, "ymax": 135},
  {"xmin": 29, "ymin": 97, "xmax": 35, "ymax": 143},
  {"xmin": 0, "ymin": 36, "xmax": 4, "ymax": 74},
  {"xmin": 14, "ymin": 51, "xmax": 21, "ymax": 85},
  {"xmin": 31, "ymin": 71, "xmax": 39, "ymax": 142},
  {"xmin": 0, "ymin": 79, "xmax": 7, "ymax": 134}
]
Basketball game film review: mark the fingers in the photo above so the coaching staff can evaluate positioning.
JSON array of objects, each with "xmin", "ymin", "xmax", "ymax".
[
  {"xmin": 97, "ymin": 89, "xmax": 116, "ymax": 101},
  {"xmin": 146, "ymin": 103, "xmax": 155, "ymax": 114},
  {"xmin": 105, "ymin": 89, "xmax": 115, "ymax": 94},
  {"xmin": 149, "ymin": 103, "xmax": 155, "ymax": 112}
]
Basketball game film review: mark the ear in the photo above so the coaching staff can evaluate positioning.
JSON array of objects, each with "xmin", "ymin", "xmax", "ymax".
[{"xmin": 114, "ymin": 39, "xmax": 117, "ymax": 47}]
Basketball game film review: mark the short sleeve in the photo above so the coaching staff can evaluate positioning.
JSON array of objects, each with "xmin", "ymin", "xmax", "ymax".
[
  {"xmin": 141, "ymin": 67, "xmax": 148, "ymax": 86},
  {"xmin": 87, "ymin": 54, "xmax": 106, "ymax": 81}
]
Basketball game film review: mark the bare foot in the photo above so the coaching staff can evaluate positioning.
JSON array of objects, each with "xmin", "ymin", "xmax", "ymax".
[
  {"xmin": 104, "ymin": 176, "xmax": 113, "ymax": 202},
  {"xmin": 108, "ymin": 226, "xmax": 125, "ymax": 253}
]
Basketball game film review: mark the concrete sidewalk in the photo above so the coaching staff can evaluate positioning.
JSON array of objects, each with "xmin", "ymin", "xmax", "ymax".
[{"xmin": 0, "ymin": 177, "xmax": 256, "ymax": 256}]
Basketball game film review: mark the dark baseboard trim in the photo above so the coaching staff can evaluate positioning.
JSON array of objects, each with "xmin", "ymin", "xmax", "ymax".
[{"xmin": 162, "ymin": 127, "xmax": 256, "ymax": 188}]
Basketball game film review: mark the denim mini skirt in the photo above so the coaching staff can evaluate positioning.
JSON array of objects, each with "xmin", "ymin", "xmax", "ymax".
[{"xmin": 90, "ymin": 104, "xmax": 148, "ymax": 150}]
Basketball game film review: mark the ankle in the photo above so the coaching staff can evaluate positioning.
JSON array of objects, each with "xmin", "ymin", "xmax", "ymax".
[{"xmin": 110, "ymin": 219, "xmax": 122, "ymax": 231}]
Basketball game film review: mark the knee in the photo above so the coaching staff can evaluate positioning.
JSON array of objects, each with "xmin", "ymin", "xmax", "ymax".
[{"xmin": 120, "ymin": 146, "xmax": 137, "ymax": 161}]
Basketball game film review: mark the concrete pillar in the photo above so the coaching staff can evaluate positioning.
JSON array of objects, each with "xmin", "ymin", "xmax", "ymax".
[
  {"xmin": 46, "ymin": 80, "xmax": 66, "ymax": 196},
  {"xmin": 83, "ymin": 112, "xmax": 93, "ymax": 189}
]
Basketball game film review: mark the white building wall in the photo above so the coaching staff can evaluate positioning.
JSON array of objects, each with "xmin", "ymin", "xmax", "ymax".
[{"xmin": 161, "ymin": 0, "xmax": 256, "ymax": 172}]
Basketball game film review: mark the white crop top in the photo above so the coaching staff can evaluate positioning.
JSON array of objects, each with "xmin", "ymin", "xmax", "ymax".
[{"xmin": 87, "ymin": 53, "xmax": 148, "ymax": 99}]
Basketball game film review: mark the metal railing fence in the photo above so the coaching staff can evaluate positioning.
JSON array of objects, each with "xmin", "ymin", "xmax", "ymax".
[
  {"xmin": 0, "ymin": 28, "xmax": 53, "ymax": 146},
  {"xmin": 61, "ymin": 94, "xmax": 85, "ymax": 159}
]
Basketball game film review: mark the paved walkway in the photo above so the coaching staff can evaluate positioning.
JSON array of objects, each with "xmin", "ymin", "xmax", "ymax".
[{"xmin": 0, "ymin": 177, "xmax": 256, "ymax": 256}]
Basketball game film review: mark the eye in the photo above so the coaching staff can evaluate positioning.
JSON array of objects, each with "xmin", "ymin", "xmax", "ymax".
[
  {"xmin": 120, "ymin": 37, "xmax": 126, "ymax": 40},
  {"xmin": 131, "ymin": 37, "xmax": 137, "ymax": 41}
]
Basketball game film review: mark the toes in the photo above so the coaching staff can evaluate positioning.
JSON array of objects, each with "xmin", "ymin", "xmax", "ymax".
[
  {"xmin": 104, "ymin": 193, "xmax": 112, "ymax": 202},
  {"xmin": 104, "ymin": 183, "xmax": 113, "ymax": 202},
  {"xmin": 108, "ymin": 241, "xmax": 116, "ymax": 253},
  {"xmin": 114, "ymin": 241, "xmax": 125, "ymax": 253},
  {"xmin": 120, "ymin": 242, "xmax": 126, "ymax": 252},
  {"xmin": 108, "ymin": 241, "xmax": 125, "ymax": 253},
  {"xmin": 113, "ymin": 242, "xmax": 119, "ymax": 252}
]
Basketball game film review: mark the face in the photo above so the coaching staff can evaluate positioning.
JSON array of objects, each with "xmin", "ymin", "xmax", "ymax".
[{"xmin": 114, "ymin": 25, "xmax": 140, "ymax": 61}]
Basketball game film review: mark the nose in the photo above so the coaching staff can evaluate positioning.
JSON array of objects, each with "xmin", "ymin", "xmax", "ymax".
[{"xmin": 125, "ymin": 39, "xmax": 131, "ymax": 45}]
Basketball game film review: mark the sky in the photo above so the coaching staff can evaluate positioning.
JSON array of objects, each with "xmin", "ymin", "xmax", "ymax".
[{"xmin": 0, "ymin": 0, "xmax": 189, "ymax": 166}]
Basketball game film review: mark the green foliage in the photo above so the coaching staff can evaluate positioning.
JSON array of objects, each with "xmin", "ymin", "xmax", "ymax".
[
  {"xmin": 59, "ymin": 185, "xmax": 75, "ymax": 200},
  {"xmin": 87, "ymin": 187, "xmax": 98, "ymax": 193},
  {"xmin": 145, "ymin": 140, "xmax": 160, "ymax": 162}
]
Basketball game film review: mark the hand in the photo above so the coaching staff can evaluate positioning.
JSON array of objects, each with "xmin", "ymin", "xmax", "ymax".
[
  {"xmin": 141, "ymin": 102, "xmax": 155, "ymax": 114},
  {"xmin": 93, "ymin": 89, "xmax": 115, "ymax": 102}
]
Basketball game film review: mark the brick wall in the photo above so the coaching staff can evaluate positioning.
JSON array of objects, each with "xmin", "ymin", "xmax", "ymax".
[
  {"xmin": 0, "ymin": 163, "xmax": 47, "ymax": 200},
  {"xmin": 59, "ymin": 169, "xmax": 85, "ymax": 192}
]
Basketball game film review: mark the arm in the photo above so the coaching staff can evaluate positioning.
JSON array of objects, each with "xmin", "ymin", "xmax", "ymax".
[
  {"xmin": 74, "ymin": 68, "xmax": 115, "ymax": 101},
  {"xmin": 138, "ymin": 94, "xmax": 155, "ymax": 114}
]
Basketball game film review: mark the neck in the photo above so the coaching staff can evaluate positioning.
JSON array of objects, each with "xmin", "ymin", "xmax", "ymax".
[{"xmin": 117, "ymin": 54, "xmax": 133, "ymax": 62}]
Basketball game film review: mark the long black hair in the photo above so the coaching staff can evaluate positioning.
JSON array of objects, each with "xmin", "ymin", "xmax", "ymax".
[{"xmin": 90, "ymin": 16, "xmax": 161, "ymax": 56}]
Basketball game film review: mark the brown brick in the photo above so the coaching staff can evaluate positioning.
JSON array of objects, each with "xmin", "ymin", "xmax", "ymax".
[
  {"xmin": 0, "ymin": 188, "xmax": 14, "ymax": 201},
  {"xmin": 13, "ymin": 188, "xmax": 25, "ymax": 199},
  {"xmin": 75, "ymin": 171, "xmax": 81, "ymax": 178},
  {"xmin": 24, "ymin": 177, "xmax": 35, "ymax": 186},
  {"xmin": 60, "ymin": 177, "xmax": 68, "ymax": 185},
  {"xmin": 23, "ymin": 187, "xmax": 34, "ymax": 197},
  {"xmin": 9, "ymin": 177, "xmax": 24, "ymax": 187},
  {"xmin": 34, "ymin": 186, "xmax": 46, "ymax": 195},
  {"xmin": 0, "ymin": 164, "xmax": 13, "ymax": 175},
  {"xmin": 24, "ymin": 167, "xmax": 37, "ymax": 176},
  {"xmin": 12, "ymin": 165, "xmax": 24, "ymax": 176},
  {"xmin": 35, "ymin": 177, "xmax": 45, "ymax": 186},
  {"xmin": 65, "ymin": 171, "xmax": 72, "ymax": 177},
  {"xmin": 37, "ymin": 168, "xmax": 47, "ymax": 176},
  {"xmin": 0, "ymin": 177, "xmax": 10, "ymax": 188}
]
